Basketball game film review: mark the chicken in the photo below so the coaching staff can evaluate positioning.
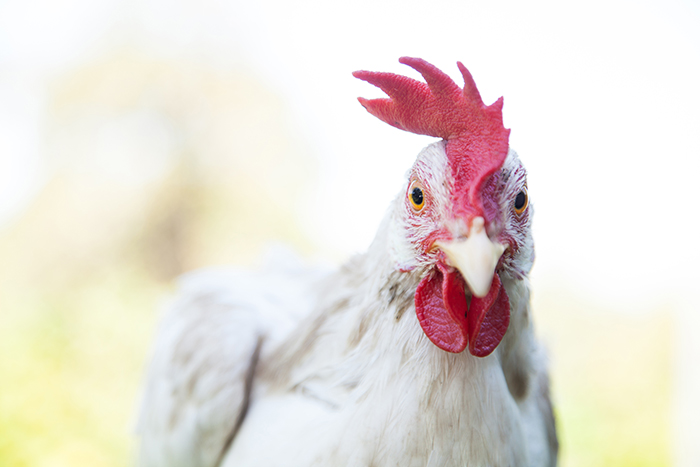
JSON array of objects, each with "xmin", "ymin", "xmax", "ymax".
[{"xmin": 137, "ymin": 57, "xmax": 558, "ymax": 467}]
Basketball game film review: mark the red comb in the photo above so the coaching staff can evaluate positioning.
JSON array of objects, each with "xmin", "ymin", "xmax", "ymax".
[{"xmin": 353, "ymin": 57, "xmax": 510, "ymax": 219}]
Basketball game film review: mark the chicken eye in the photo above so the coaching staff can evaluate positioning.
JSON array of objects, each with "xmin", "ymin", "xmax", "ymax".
[
  {"xmin": 513, "ymin": 189, "xmax": 528, "ymax": 215},
  {"xmin": 411, "ymin": 187, "xmax": 424, "ymax": 206},
  {"xmin": 408, "ymin": 181, "xmax": 425, "ymax": 211}
]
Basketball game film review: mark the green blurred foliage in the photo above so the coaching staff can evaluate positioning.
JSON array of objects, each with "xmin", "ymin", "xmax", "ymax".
[{"xmin": 534, "ymin": 287, "xmax": 672, "ymax": 467}]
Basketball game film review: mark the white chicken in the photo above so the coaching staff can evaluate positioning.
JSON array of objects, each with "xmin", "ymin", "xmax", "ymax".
[{"xmin": 137, "ymin": 57, "xmax": 558, "ymax": 467}]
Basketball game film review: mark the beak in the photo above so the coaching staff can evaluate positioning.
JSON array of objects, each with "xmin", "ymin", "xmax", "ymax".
[{"xmin": 435, "ymin": 217, "xmax": 506, "ymax": 298}]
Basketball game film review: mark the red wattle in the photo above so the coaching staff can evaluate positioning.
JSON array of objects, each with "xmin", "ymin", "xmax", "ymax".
[
  {"xmin": 415, "ymin": 267, "xmax": 511, "ymax": 357},
  {"xmin": 415, "ymin": 264, "xmax": 469, "ymax": 353},
  {"xmin": 467, "ymin": 273, "xmax": 510, "ymax": 357}
]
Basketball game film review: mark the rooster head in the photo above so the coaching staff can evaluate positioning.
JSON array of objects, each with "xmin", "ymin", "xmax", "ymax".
[{"xmin": 354, "ymin": 57, "xmax": 533, "ymax": 357}]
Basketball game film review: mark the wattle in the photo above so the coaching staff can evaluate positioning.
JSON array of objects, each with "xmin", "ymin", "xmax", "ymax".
[{"xmin": 415, "ymin": 264, "xmax": 510, "ymax": 356}]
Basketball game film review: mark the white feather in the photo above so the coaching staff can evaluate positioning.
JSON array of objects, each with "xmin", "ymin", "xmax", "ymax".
[{"xmin": 137, "ymin": 144, "xmax": 557, "ymax": 467}]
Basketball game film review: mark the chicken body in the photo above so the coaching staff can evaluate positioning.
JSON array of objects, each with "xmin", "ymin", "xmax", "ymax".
[{"xmin": 138, "ymin": 141, "xmax": 558, "ymax": 467}]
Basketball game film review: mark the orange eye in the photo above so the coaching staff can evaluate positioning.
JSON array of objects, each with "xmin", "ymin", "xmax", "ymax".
[
  {"xmin": 513, "ymin": 188, "xmax": 528, "ymax": 215},
  {"xmin": 408, "ymin": 180, "xmax": 425, "ymax": 211}
]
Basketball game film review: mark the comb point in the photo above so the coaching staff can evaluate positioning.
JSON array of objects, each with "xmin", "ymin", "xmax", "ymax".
[
  {"xmin": 457, "ymin": 61, "xmax": 484, "ymax": 106},
  {"xmin": 401, "ymin": 57, "xmax": 460, "ymax": 99},
  {"xmin": 488, "ymin": 96, "xmax": 505, "ymax": 113}
]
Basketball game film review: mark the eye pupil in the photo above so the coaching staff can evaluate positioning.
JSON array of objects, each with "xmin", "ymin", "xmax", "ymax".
[{"xmin": 411, "ymin": 187, "xmax": 424, "ymax": 206}]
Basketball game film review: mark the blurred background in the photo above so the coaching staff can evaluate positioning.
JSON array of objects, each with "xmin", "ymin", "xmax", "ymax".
[{"xmin": 0, "ymin": 0, "xmax": 698, "ymax": 465}]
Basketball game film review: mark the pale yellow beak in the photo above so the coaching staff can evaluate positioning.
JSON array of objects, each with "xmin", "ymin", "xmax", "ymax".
[{"xmin": 435, "ymin": 217, "xmax": 506, "ymax": 298}]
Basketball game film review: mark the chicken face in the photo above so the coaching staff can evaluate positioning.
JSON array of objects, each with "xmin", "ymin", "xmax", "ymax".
[
  {"xmin": 355, "ymin": 58, "xmax": 533, "ymax": 357},
  {"xmin": 392, "ymin": 144, "xmax": 533, "ymax": 279}
]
